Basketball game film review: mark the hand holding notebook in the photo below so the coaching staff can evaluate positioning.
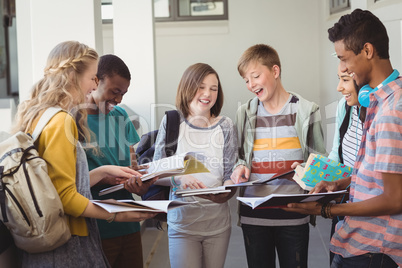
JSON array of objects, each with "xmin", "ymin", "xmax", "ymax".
[{"xmin": 99, "ymin": 152, "xmax": 209, "ymax": 196}]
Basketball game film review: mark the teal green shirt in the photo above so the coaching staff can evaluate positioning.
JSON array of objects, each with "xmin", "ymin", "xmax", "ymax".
[{"xmin": 86, "ymin": 105, "xmax": 141, "ymax": 239}]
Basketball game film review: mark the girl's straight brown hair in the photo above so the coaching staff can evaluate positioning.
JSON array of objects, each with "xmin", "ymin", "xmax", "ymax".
[{"xmin": 175, "ymin": 63, "xmax": 224, "ymax": 118}]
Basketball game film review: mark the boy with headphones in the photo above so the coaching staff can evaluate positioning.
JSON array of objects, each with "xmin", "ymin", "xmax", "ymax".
[{"xmin": 284, "ymin": 9, "xmax": 402, "ymax": 268}]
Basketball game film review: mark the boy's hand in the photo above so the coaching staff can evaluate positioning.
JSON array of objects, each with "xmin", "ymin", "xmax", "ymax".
[
  {"xmin": 230, "ymin": 165, "xmax": 250, "ymax": 184},
  {"xmin": 309, "ymin": 180, "xmax": 339, "ymax": 194},
  {"xmin": 283, "ymin": 201, "xmax": 322, "ymax": 215},
  {"xmin": 291, "ymin": 161, "xmax": 302, "ymax": 169},
  {"xmin": 124, "ymin": 176, "xmax": 158, "ymax": 196},
  {"xmin": 132, "ymin": 164, "xmax": 149, "ymax": 175}
]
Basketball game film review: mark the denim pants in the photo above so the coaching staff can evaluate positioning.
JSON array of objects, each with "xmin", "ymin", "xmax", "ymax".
[
  {"xmin": 168, "ymin": 227, "xmax": 231, "ymax": 268},
  {"xmin": 241, "ymin": 223, "xmax": 309, "ymax": 268},
  {"xmin": 331, "ymin": 253, "xmax": 398, "ymax": 268}
]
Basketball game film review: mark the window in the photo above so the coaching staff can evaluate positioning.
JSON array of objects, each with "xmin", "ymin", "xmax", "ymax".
[
  {"xmin": 329, "ymin": 0, "xmax": 350, "ymax": 15},
  {"xmin": 101, "ymin": 2, "xmax": 113, "ymax": 24},
  {"xmin": 154, "ymin": 0, "xmax": 228, "ymax": 22},
  {"xmin": 0, "ymin": 0, "xmax": 18, "ymax": 98},
  {"xmin": 101, "ymin": 0, "xmax": 228, "ymax": 24}
]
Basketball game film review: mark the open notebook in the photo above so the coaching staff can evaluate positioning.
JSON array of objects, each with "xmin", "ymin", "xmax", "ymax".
[
  {"xmin": 237, "ymin": 190, "xmax": 348, "ymax": 209},
  {"xmin": 93, "ymin": 199, "xmax": 198, "ymax": 213},
  {"xmin": 99, "ymin": 152, "xmax": 209, "ymax": 196}
]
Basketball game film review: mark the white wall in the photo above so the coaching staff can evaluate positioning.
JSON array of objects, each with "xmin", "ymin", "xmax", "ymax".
[
  {"xmin": 112, "ymin": 1, "xmax": 157, "ymax": 135},
  {"xmin": 1, "ymin": 0, "xmax": 103, "ymax": 134},
  {"xmin": 100, "ymin": 0, "xmax": 402, "ymax": 151},
  {"xmin": 318, "ymin": 0, "xmax": 402, "ymax": 152},
  {"xmin": 9, "ymin": 0, "xmax": 402, "ymax": 148},
  {"xmin": 16, "ymin": 0, "xmax": 103, "ymax": 102},
  {"xmin": 154, "ymin": 0, "xmax": 321, "ymax": 126},
  {"xmin": 152, "ymin": 0, "xmax": 402, "ymax": 152}
]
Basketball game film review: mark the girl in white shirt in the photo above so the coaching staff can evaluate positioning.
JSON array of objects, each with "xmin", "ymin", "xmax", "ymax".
[
  {"xmin": 327, "ymin": 63, "xmax": 366, "ymax": 265},
  {"xmin": 154, "ymin": 63, "xmax": 237, "ymax": 268}
]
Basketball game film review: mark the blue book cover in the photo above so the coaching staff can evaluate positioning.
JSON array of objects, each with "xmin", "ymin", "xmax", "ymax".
[{"xmin": 293, "ymin": 154, "xmax": 352, "ymax": 190}]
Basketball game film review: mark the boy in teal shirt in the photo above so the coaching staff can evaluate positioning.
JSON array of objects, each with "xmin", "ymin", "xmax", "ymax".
[{"xmin": 86, "ymin": 54, "xmax": 155, "ymax": 268}]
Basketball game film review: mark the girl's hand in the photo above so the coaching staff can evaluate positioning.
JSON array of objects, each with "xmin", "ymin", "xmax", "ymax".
[
  {"xmin": 102, "ymin": 165, "xmax": 141, "ymax": 181},
  {"xmin": 101, "ymin": 176, "xmax": 123, "ymax": 186},
  {"xmin": 90, "ymin": 165, "xmax": 142, "ymax": 187},
  {"xmin": 230, "ymin": 165, "xmax": 250, "ymax": 184},
  {"xmin": 179, "ymin": 175, "xmax": 206, "ymax": 189},
  {"xmin": 115, "ymin": 211, "xmax": 158, "ymax": 222},
  {"xmin": 198, "ymin": 188, "xmax": 237, "ymax": 203}
]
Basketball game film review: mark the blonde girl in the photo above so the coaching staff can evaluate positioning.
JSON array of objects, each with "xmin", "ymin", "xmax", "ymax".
[{"xmin": 13, "ymin": 41, "xmax": 155, "ymax": 267}]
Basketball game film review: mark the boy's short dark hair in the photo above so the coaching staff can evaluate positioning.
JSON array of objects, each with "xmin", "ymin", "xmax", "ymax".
[
  {"xmin": 237, "ymin": 44, "xmax": 281, "ymax": 77},
  {"xmin": 97, "ymin": 54, "xmax": 131, "ymax": 81},
  {"xmin": 176, "ymin": 63, "xmax": 223, "ymax": 118},
  {"xmin": 328, "ymin": 9, "xmax": 389, "ymax": 59}
]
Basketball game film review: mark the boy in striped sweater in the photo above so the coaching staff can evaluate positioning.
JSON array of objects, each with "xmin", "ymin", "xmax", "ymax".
[{"xmin": 231, "ymin": 44, "xmax": 327, "ymax": 268}]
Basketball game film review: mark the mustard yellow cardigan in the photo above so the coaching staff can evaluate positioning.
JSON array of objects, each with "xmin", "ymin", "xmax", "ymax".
[{"xmin": 30, "ymin": 111, "xmax": 89, "ymax": 236}]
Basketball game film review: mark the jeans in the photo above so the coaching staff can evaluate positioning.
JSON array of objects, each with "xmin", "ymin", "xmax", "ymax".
[
  {"xmin": 168, "ymin": 227, "xmax": 231, "ymax": 268},
  {"xmin": 331, "ymin": 253, "xmax": 398, "ymax": 268},
  {"xmin": 241, "ymin": 223, "xmax": 309, "ymax": 268}
]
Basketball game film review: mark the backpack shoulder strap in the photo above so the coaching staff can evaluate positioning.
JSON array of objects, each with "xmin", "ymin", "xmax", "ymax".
[
  {"xmin": 239, "ymin": 114, "xmax": 247, "ymax": 161},
  {"xmin": 338, "ymin": 103, "xmax": 351, "ymax": 164},
  {"xmin": 165, "ymin": 110, "xmax": 180, "ymax": 157},
  {"xmin": 31, "ymin": 107, "xmax": 63, "ymax": 142}
]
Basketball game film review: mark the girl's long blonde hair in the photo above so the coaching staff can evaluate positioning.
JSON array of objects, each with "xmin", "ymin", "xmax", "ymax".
[{"xmin": 13, "ymin": 41, "xmax": 98, "ymax": 143}]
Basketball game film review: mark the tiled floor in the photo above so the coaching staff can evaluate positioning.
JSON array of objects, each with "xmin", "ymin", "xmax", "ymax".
[{"xmin": 142, "ymin": 194, "xmax": 333, "ymax": 268}]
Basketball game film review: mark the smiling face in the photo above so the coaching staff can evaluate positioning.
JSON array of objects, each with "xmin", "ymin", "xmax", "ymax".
[
  {"xmin": 337, "ymin": 63, "xmax": 359, "ymax": 107},
  {"xmin": 242, "ymin": 60, "xmax": 280, "ymax": 106},
  {"xmin": 188, "ymin": 73, "xmax": 218, "ymax": 118},
  {"xmin": 91, "ymin": 74, "xmax": 130, "ymax": 114},
  {"xmin": 335, "ymin": 40, "xmax": 371, "ymax": 88}
]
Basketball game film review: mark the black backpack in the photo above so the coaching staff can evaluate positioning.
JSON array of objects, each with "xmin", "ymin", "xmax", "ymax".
[{"xmin": 136, "ymin": 110, "xmax": 180, "ymax": 201}]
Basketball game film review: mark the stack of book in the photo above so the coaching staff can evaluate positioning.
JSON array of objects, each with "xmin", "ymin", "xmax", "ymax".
[{"xmin": 292, "ymin": 154, "xmax": 352, "ymax": 191}]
